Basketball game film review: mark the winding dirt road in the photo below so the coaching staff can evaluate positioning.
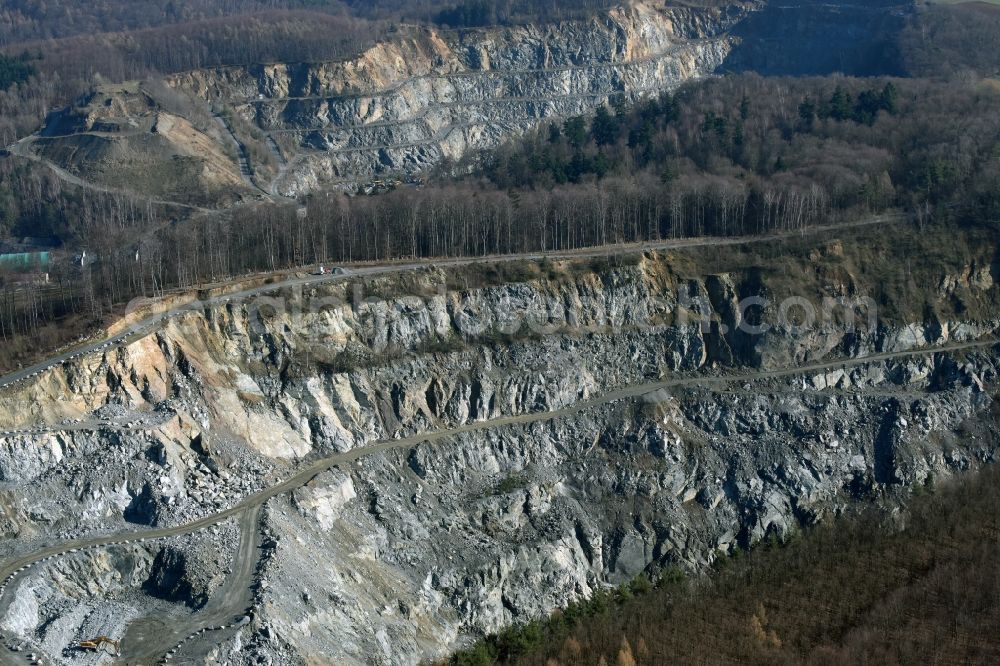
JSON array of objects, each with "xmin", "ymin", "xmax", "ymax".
[
  {"xmin": 5, "ymin": 137, "xmax": 214, "ymax": 213},
  {"xmin": 119, "ymin": 505, "xmax": 263, "ymax": 666},
  {"xmin": 0, "ymin": 332, "xmax": 994, "ymax": 664},
  {"xmin": 0, "ymin": 210, "xmax": 950, "ymax": 665}
]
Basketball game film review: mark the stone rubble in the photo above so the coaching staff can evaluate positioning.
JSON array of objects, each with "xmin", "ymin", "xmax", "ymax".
[{"xmin": 0, "ymin": 251, "xmax": 996, "ymax": 664}]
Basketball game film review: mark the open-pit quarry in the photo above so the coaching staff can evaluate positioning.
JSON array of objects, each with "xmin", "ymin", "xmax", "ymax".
[
  {"xmin": 0, "ymin": 218, "xmax": 997, "ymax": 664},
  {"xmin": 9, "ymin": 0, "xmax": 914, "ymax": 206}
]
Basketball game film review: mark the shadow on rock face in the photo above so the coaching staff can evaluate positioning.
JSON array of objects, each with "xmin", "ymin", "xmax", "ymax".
[
  {"xmin": 720, "ymin": 0, "xmax": 910, "ymax": 77},
  {"xmin": 144, "ymin": 546, "xmax": 209, "ymax": 609},
  {"xmin": 123, "ymin": 483, "xmax": 160, "ymax": 526}
]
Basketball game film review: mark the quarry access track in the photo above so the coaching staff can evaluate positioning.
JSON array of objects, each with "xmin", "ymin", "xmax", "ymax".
[
  {"xmin": 118, "ymin": 505, "xmax": 263, "ymax": 666},
  {"xmin": 0, "ymin": 334, "xmax": 997, "ymax": 664},
  {"xmin": 0, "ymin": 213, "xmax": 903, "ymax": 394},
  {"xmin": 5, "ymin": 136, "xmax": 216, "ymax": 214}
]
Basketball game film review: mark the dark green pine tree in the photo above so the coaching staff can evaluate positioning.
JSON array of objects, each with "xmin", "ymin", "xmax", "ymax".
[
  {"xmin": 563, "ymin": 116, "xmax": 588, "ymax": 149},
  {"xmin": 827, "ymin": 86, "xmax": 854, "ymax": 121},
  {"xmin": 880, "ymin": 82, "xmax": 899, "ymax": 114},
  {"xmin": 798, "ymin": 97, "xmax": 817, "ymax": 128},
  {"xmin": 591, "ymin": 106, "xmax": 620, "ymax": 146},
  {"xmin": 547, "ymin": 122, "xmax": 562, "ymax": 144}
]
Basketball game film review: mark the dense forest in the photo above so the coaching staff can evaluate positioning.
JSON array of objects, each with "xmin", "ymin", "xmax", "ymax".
[
  {"xmin": 0, "ymin": 52, "xmax": 34, "ymax": 90},
  {"xmin": 900, "ymin": 1, "xmax": 1000, "ymax": 78},
  {"xmin": 449, "ymin": 452, "xmax": 1000, "ymax": 665},
  {"xmin": 0, "ymin": 0, "xmax": 354, "ymax": 45},
  {"xmin": 469, "ymin": 75, "xmax": 997, "ymax": 233},
  {"xmin": 0, "ymin": 0, "xmax": 626, "ymax": 46}
]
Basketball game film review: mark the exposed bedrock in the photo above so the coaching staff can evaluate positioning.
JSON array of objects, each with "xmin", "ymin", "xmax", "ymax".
[
  {"xmin": 0, "ymin": 234, "xmax": 997, "ymax": 663},
  {"xmin": 165, "ymin": 1, "xmax": 915, "ymax": 194},
  {"xmin": 168, "ymin": 3, "xmax": 745, "ymax": 193}
]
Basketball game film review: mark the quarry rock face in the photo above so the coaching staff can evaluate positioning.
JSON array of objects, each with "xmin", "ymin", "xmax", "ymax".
[
  {"xmin": 0, "ymin": 244, "xmax": 996, "ymax": 663},
  {"xmin": 160, "ymin": 0, "xmax": 914, "ymax": 196},
  {"xmin": 292, "ymin": 469, "xmax": 357, "ymax": 530},
  {"xmin": 20, "ymin": 2, "xmax": 916, "ymax": 204},
  {"xmin": 168, "ymin": 2, "xmax": 747, "ymax": 195}
]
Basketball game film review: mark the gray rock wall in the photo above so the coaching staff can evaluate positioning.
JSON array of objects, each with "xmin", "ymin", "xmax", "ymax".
[
  {"xmin": 169, "ymin": 3, "xmax": 747, "ymax": 194},
  {"xmin": 1, "ymin": 249, "xmax": 997, "ymax": 663}
]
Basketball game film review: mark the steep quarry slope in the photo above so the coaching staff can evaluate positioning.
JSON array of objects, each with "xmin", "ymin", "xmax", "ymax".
[
  {"xmin": 0, "ymin": 223, "xmax": 998, "ymax": 664},
  {"xmin": 168, "ymin": 2, "xmax": 750, "ymax": 195},
  {"xmin": 10, "ymin": 2, "xmax": 919, "ymax": 202},
  {"xmin": 10, "ymin": 83, "xmax": 254, "ymax": 207}
]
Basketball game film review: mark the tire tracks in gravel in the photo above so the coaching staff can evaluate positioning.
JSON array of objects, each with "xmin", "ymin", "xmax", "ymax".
[{"xmin": 117, "ymin": 505, "xmax": 263, "ymax": 666}]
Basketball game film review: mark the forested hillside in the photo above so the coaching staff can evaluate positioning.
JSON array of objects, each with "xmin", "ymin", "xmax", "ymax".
[
  {"xmin": 901, "ymin": 1, "xmax": 1000, "ymax": 78},
  {"xmin": 467, "ymin": 75, "xmax": 997, "ymax": 236},
  {"xmin": 0, "ymin": 0, "xmax": 353, "ymax": 44},
  {"xmin": 0, "ymin": 0, "xmax": 626, "ymax": 46}
]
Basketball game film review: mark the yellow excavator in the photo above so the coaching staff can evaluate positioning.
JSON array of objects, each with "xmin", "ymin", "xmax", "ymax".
[{"xmin": 79, "ymin": 636, "xmax": 120, "ymax": 656}]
